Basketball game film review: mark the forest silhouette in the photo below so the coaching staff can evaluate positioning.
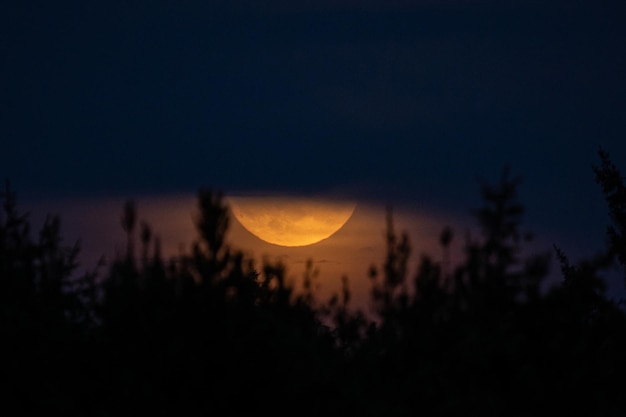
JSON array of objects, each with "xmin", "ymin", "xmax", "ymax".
[{"xmin": 2, "ymin": 148, "xmax": 626, "ymax": 416}]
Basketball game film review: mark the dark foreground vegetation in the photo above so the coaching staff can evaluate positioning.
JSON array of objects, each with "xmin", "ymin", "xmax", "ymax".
[{"xmin": 3, "ymin": 149, "xmax": 626, "ymax": 416}]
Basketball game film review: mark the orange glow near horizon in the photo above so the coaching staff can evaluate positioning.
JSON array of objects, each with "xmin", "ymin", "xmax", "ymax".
[
  {"xmin": 225, "ymin": 198, "xmax": 467, "ymax": 312},
  {"xmin": 22, "ymin": 194, "xmax": 470, "ymax": 313}
]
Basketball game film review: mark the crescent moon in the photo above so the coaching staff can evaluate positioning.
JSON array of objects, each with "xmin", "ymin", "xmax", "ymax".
[{"xmin": 226, "ymin": 195, "xmax": 356, "ymax": 247}]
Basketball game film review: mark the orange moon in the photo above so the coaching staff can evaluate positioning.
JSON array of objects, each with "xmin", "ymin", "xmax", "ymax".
[{"xmin": 226, "ymin": 195, "xmax": 356, "ymax": 247}]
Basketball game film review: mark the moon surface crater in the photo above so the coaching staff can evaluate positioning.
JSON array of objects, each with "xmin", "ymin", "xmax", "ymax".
[{"xmin": 227, "ymin": 196, "xmax": 357, "ymax": 247}]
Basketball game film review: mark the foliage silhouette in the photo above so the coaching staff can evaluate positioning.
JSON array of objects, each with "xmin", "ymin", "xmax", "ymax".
[
  {"xmin": 594, "ymin": 147, "xmax": 626, "ymax": 285},
  {"xmin": 96, "ymin": 189, "xmax": 346, "ymax": 416},
  {"xmin": 3, "ymin": 149, "xmax": 626, "ymax": 415},
  {"xmin": 0, "ymin": 180, "xmax": 99, "ymax": 414}
]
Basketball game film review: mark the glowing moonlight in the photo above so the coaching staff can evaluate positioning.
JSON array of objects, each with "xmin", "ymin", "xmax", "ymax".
[{"xmin": 226, "ymin": 195, "xmax": 357, "ymax": 247}]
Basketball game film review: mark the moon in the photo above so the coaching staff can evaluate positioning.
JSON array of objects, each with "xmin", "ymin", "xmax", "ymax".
[{"xmin": 226, "ymin": 195, "xmax": 357, "ymax": 247}]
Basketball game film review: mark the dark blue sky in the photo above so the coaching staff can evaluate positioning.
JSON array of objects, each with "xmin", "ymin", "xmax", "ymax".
[{"xmin": 2, "ymin": 0, "xmax": 626, "ymax": 256}]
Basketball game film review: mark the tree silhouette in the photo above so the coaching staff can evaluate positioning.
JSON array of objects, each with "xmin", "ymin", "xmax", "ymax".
[
  {"xmin": 0, "ymin": 180, "xmax": 99, "ymax": 415},
  {"xmin": 95, "ymin": 188, "xmax": 350, "ymax": 416},
  {"xmin": 594, "ymin": 147, "xmax": 626, "ymax": 287},
  {"xmin": 3, "ymin": 148, "xmax": 626, "ymax": 415}
]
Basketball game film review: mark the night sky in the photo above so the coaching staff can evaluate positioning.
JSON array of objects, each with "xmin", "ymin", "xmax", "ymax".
[{"xmin": 3, "ymin": 1, "xmax": 626, "ymax": 274}]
